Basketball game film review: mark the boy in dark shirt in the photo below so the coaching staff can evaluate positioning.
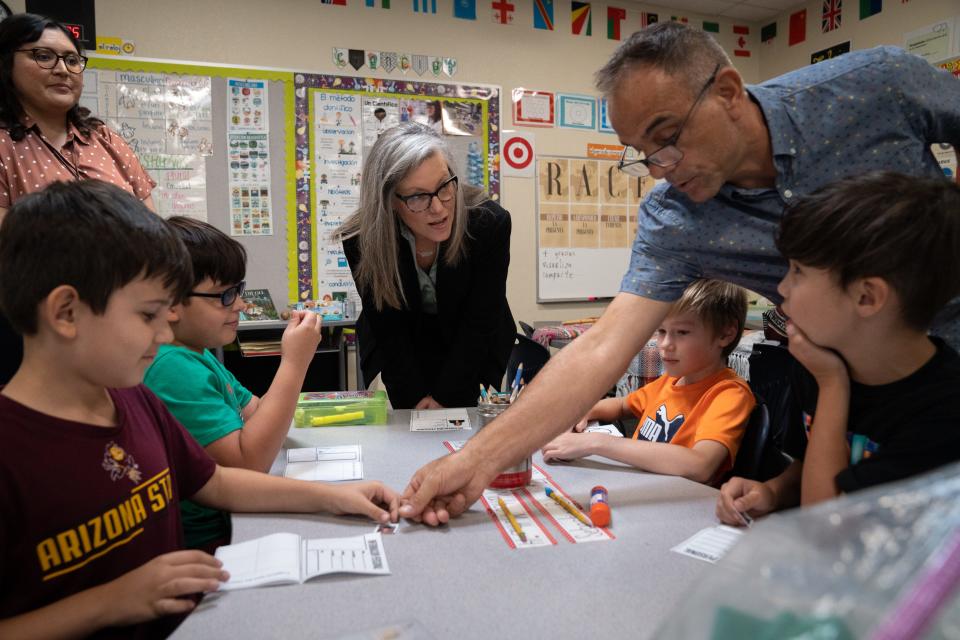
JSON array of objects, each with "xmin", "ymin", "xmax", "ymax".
[
  {"xmin": 717, "ymin": 171, "xmax": 960, "ymax": 525},
  {"xmin": 0, "ymin": 181, "xmax": 398, "ymax": 637}
]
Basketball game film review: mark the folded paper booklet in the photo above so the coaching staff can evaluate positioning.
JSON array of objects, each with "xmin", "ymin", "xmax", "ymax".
[
  {"xmin": 283, "ymin": 445, "xmax": 363, "ymax": 482},
  {"xmin": 216, "ymin": 532, "xmax": 390, "ymax": 591},
  {"xmin": 409, "ymin": 408, "xmax": 471, "ymax": 432}
]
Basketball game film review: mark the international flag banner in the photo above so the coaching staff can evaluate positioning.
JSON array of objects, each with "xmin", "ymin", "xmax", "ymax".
[
  {"xmin": 733, "ymin": 25, "xmax": 750, "ymax": 57},
  {"xmin": 761, "ymin": 22, "xmax": 777, "ymax": 43},
  {"xmin": 789, "ymin": 9, "xmax": 807, "ymax": 45},
  {"xmin": 670, "ymin": 15, "xmax": 688, "ymax": 24},
  {"xmin": 534, "ymin": 0, "xmax": 554, "ymax": 30},
  {"xmin": 492, "ymin": 0, "xmax": 515, "ymax": 24},
  {"xmin": 454, "ymin": 0, "xmax": 476, "ymax": 19},
  {"xmin": 413, "ymin": 0, "xmax": 437, "ymax": 13},
  {"xmin": 703, "ymin": 21, "xmax": 719, "ymax": 33},
  {"xmin": 607, "ymin": 6, "xmax": 626, "ymax": 40},
  {"xmin": 822, "ymin": 0, "xmax": 842, "ymax": 33},
  {"xmin": 859, "ymin": 0, "xmax": 882, "ymax": 19},
  {"xmin": 572, "ymin": 2, "xmax": 591, "ymax": 36},
  {"xmin": 641, "ymin": 12, "xmax": 658, "ymax": 28},
  {"xmin": 365, "ymin": 0, "xmax": 390, "ymax": 7},
  {"xmin": 321, "ymin": 0, "xmax": 347, "ymax": 4}
]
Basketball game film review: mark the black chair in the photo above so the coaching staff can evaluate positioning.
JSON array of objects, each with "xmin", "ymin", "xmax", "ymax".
[
  {"xmin": 505, "ymin": 333, "xmax": 551, "ymax": 388},
  {"xmin": 518, "ymin": 320, "xmax": 536, "ymax": 339},
  {"xmin": 731, "ymin": 394, "xmax": 791, "ymax": 482}
]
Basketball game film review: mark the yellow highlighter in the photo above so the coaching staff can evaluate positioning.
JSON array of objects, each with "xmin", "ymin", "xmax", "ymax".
[{"xmin": 310, "ymin": 411, "xmax": 365, "ymax": 426}]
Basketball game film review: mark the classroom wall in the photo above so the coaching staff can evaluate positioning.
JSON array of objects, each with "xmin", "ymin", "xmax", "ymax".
[
  {"xmin": 22, "ymin": 0, "xmax": 758, "ymax": 325},
  {"xmin": 758, "ymin": 0, "xmax": 959, "ymax": 80},
  {"xmin": 6, "ymin": 0, "xmax": 955, "ymax": 325}
]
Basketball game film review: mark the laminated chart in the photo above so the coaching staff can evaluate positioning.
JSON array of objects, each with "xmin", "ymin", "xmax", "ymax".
[{"xmin": 443, "ymin": 442, "xmax": 614, "ymax": 549}]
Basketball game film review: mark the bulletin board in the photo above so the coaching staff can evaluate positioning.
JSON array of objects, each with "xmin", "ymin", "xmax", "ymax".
[
  {"xmin": 293, "ymin": 73, "xmax": 500, "ymax": 307},
  {"xmin": 83, "ymin": 55, "xmax": 294, "ymax": 309},
  {"xmin": 536, "ymin": 155, "xmax": 656, "ymax": 302},
  {"xmin": 80, "ymin": 56, "xmax": 502, "ymax": 310}
]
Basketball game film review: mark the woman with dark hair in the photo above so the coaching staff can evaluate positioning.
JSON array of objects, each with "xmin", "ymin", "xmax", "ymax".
[
  {"xmin": 0, "ymin": 13, "xmax": 157, "ymax": 383},
  {"xmin": 335, "ymin": 122, "xmax": 514, "ymax": 409}
]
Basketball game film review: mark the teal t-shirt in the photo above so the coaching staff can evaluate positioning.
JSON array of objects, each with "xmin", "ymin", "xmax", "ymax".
[{"xmin": 144, "ymin": 344, "xmax": 253, "ymax": 549}]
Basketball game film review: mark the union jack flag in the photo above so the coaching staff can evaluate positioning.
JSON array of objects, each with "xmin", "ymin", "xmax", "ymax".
[{"xmin": 822, "ymin": 0, "xmax": 841, "ymax": 33}]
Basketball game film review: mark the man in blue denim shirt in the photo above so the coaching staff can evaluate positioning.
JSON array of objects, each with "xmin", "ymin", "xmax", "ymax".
[{"xmin": 398, "ymin": 23, "xmax": 960, "ymax": 525}]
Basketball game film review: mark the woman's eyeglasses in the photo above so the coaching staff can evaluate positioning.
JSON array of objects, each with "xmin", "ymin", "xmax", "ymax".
[
  {"xmin": 188, "ymin": 281, "xmax": 246, "ymax": 307},
  {"xmin": 16, "ymin": 47, "xmax": 88, "ymax": 73},
  {"xmin": 395, "ymin": 175, "xmax": 459, "ymax": 213}
]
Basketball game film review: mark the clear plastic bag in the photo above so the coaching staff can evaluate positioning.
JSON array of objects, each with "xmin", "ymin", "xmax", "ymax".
[{"xmin": 653, "ymin": 462, "xmax": 960, "ymax": 640}]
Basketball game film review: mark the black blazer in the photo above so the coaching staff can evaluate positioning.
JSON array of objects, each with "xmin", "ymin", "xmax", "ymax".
[{"xmin": 343, "ymin": 200, "xmax": 515, "ymax": 408}]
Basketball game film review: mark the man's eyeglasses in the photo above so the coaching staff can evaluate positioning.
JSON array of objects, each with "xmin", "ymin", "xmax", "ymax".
[
  {"xmin": 189, "ymin": 281, "xmax": 246, "ymax": 307},
  {"xmin": 618, "ymin": 64, "xmax": 721, "ymax": 178},
  {"xmin": 395, "ymin": 175, "xmax": 458, "ymax": 213},
  {"xmin": 17, "ymin": 47, "xmax": 88, "ymax": 73}
]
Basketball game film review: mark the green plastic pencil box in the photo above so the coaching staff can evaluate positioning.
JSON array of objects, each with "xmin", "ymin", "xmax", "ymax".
[{"xmin": 293, "ymin": 390, "xmax": 388, "ymax": 427}]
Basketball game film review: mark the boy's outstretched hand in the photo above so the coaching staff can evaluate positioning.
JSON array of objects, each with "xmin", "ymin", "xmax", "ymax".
[
  {"xmin": 541, "ymin": 431, "xmax": 600, "ymax": 461},
  {"xmin": 715, "ymin": 476, "xmax": 777, "ymax": 526},
  {"xmin": 329, "ymin": 481, "xmax": 400, "ymax": 524},
  {"xmin": 103, "ymin": 550, "xmax": 227, "ymax": 625},
  {"xmin": 280, "ymin": 310, "xmax": 323, "ymax": 368}
]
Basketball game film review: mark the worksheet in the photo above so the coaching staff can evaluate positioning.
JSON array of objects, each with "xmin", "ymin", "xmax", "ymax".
[
  {"xmin": 671, "ymin": 525, "xmax": 744, "ymax": 564},
  {"xmin": 410, "ymin": 409, "xmax": 471, "ymax": 432},
  {"xmin": 216, "ymin": 532, "xmax": 389, "ymax": 590},
  {"xmin": 283, "ymin": 445, "xmax": 363, "ymax": 482}
]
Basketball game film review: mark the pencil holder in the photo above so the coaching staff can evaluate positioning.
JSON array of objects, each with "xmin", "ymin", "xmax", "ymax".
[{"xmin": 477, "ymin": 397, "xmax": 532, "ymax": 489}]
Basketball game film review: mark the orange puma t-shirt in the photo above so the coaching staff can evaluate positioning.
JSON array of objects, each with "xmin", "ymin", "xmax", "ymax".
[{"xmin": 627, "ymin": 368, "xmax": 754, "ymax": 479}]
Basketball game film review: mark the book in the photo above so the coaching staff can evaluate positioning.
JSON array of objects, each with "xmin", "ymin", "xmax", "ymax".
[
  {"xmin": 215, "ymin": 532, "xmax": 390, "ymax": 591},
  {"xmin": 239, "ymin": 288, "xmax": 280, "ymax": 322},
  {"xmin": 237, "ymin": 337, "xmax": 282, "ymax": 357}
]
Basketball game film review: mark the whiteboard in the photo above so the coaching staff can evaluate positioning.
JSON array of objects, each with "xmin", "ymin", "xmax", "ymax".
[{"xmin": 535, "ymin": 155, "xmax": 656, "ymax": 302}]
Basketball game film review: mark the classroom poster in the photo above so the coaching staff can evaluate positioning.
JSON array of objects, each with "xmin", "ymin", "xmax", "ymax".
[
  {"xmin": 139, "ymin": 152, "xmax": 208, "ymax": 220},
  {"xmin": 228, "ymin": 133, "xmax": 273, "ymax": 236},
  {"xmin": 536, "ymin": 155, "xmax": 656, "ymax": 301},
  {"xmin": 312, "ymin": 90, "xmax": 363, "ymax": 307},
  {"xmin": 904, "ymin": 18, "xmax": 957, "ymax": 63},
  {"xmin": 80, "ymin": 69, "xmax": 213, "ymax": 157},
  {"xmin": 361, "ymin": 97, "xmax": 399, "ymax": 153},
  {"xmin": 227, "ymin": 78, "xmax": 269, "ymax": 132}
]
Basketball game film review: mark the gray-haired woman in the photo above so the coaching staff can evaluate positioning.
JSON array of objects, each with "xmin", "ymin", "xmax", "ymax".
[{"xmin": 336, "ymin": 122, "xmax": 514, "ymax": 409}]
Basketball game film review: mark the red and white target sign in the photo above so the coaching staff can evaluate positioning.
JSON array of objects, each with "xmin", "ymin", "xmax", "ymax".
[{"xmin": 502, "ymin": 132, "xmax": 535, "ymax": 177}]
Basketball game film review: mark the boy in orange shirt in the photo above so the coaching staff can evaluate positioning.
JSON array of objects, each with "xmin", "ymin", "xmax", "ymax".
[{"xmin": 541, "ymin": 280, "xmax": 754, "ymax": 485}]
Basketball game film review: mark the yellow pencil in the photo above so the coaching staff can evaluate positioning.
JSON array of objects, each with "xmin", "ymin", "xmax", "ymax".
[
  {"xmin": 497, "ymin": 497, "xmax": 527, "ymax": 543},
  {"xmin": 545, "ymin": 487, "xmax": 594, "ymax": 527}
]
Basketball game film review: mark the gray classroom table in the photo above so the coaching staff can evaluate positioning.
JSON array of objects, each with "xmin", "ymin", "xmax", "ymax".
[{"xmin": 174, "ymin": 410, "xmax": 720, "ymax": 639}]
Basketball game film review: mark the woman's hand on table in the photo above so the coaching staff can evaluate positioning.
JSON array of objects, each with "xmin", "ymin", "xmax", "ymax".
[{"xmin": 414, "ymin": 395, "xmax": 443, "ymax": 410}]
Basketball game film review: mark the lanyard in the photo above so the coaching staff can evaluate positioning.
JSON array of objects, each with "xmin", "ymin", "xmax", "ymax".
[{"xmin": 34, "ymin": 129, "xmax": 84, "ymax": 180}]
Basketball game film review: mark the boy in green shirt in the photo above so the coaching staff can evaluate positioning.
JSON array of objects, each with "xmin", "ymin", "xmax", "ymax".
[{"xmin": 145, "ymin": 217, "xmax": 323, "ymax": 551}]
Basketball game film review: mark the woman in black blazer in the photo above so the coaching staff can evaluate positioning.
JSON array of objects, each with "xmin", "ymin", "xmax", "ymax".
[{"xmin": 337, "ymin": 122, "xmax": 514, "ymax": 409}]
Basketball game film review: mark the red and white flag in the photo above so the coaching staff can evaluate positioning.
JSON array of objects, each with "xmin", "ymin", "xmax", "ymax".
[{"xmin": 821, "ymin": 0, "xmax": 841, "ymax": 33}]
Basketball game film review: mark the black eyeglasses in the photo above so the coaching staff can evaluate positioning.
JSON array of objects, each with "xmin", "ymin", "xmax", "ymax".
[
  {"xmin": 16, "ymin": 47, "xmax": 88, "ymax": 73},
  {"xmin": 188, "ymin": 281, "xmax": 246, "ymax": 307},
  {"xmin": 618, "ymin": 64, "xmax": 721, "ymax": 178},
  {"xmin": 395, "ymin": 175, "xmax": 458, "ymax": 213}
]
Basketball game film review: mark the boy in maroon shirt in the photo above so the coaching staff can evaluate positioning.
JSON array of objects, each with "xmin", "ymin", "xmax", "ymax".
[{"xmin": 0, "ymin": 181, "xmax": 399, "ymax": 638}]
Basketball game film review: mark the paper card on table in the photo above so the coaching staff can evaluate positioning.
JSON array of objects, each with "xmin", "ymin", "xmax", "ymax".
[
  {"xmin": 216, "ymin": 532, "xmax": 389, "ymax": 590},
  {"xmin": 584, "ymin": 421, "xmax": 623, "ymax": 437},
  {"xmin": 284, "ymin": 445, "xmax": 363, "ymax": 481},
  {"xmin": 410, "ymin": 409, "xmax": 471, "ymax": 432},
  {"xmin": 671, "ymin": 525, "xmax": 743, "ymax": 564}
]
